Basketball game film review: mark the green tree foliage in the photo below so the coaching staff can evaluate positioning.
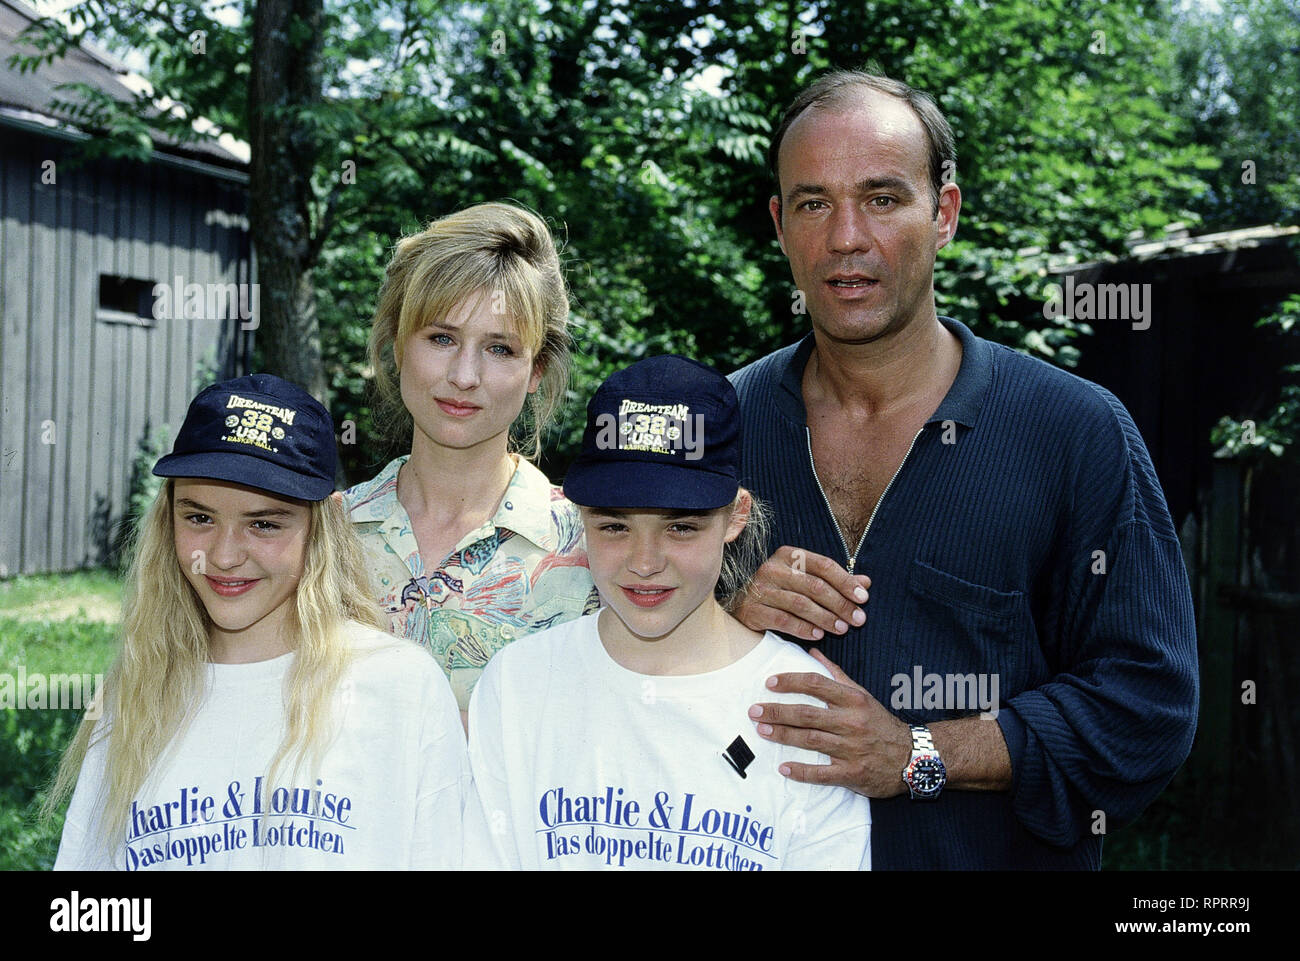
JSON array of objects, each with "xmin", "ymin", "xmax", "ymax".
[
  {"xmin": 1211, "ymin": 292, "xmax": 1300, "ymax": 461},
  {"xmin": 14, "ymin": 0, "xmax": 1252, "ymax": 474},
  {"xmin": 313, "ymin": 0, "xmax": 1225, "ymax": 474},
  {"xmin": 714, "ymin": 0, "xmax": 1218, "ymax": 363},
  {"xmin": 313, "ymin": 0, "xmax": 784, "ymax": 477},
  {"xmin": 1168, "ymin": 0, "xmax": 1300, "ymax": 231},
  {"xmin": 8, "ymin": 0, "xmax": 249, "ymax": 161},
  {"xmin": 1165, "ymin": 0, "xmax": 1299, "ymax": 459}
]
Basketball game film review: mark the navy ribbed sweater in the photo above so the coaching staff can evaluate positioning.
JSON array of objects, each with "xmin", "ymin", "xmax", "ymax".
[{"xmin": 729, "ymin": 316, "xmax": 1199, "ymax": 870}]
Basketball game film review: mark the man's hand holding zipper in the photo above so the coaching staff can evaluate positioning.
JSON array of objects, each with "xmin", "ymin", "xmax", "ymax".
[{"xmin": 732, "ymin": 544, "xmax": 871, "ymax": 641}]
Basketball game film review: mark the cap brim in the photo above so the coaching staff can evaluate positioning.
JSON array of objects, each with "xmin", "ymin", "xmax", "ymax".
[
  {"xmin": 153, "ymin": 452, "xmax": 333, "ymax": 502},
  {"xmin": 563, "ymin": 458, "xmax": 737, "ymax": 511}
]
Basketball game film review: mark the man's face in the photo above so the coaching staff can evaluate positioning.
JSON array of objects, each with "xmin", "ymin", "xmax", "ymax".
[{"xmin": 769, "ymin": 93, "xmax": 959, "ymax": 347}]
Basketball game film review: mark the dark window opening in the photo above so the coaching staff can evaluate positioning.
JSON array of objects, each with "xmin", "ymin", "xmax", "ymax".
[{"xmin": 97, "ymin": 275, "xmax": 156, "ymax": 326}]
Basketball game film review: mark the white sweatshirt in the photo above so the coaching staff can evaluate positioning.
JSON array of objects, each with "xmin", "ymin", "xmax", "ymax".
[
  {"xmin": 465, "ymin": 613, "xmax": 871, "ymax": 870},
  {"xmin": 55, "ymin": 621, "xmax": 467, "ymax": 870}
]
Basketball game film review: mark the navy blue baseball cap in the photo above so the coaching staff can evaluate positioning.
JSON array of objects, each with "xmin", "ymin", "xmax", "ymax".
[
  {"xmin": 563, "ymin": 355, "xmax": 741, "ymax": 511},
  {"xmin": 153, "ymin": 374, "xmax": 337, "ymax": 501}
]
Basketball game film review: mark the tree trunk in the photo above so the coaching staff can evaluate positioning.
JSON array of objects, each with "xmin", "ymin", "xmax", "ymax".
[{"xmin": 248, "ymin": 0, "xmax": 326, "ymax": 401}]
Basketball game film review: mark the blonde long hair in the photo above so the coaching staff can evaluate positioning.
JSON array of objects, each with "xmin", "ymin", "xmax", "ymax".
[
  {"xmin": 368, "ymin": 201, "xmax": 574, "ymax": 460},
  {"xmin": 718, "ymin": 490, "xmax": 772, "ymax": 612},
  {"xmin": 45, "ymin": 479, "xmax": 386, "ymax": 861}
]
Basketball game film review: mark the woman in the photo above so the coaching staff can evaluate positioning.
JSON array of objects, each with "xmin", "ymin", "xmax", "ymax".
[
  {"xmin": 464, "ymin": 356, "xmax": 872, "ymax": 870},
  {"xmin": 345, "ymin": 202, "xmax": 599, "ymax": 720},
  {"xmin": 50, "ymin": 374, "xmax": 466, "ymax": 870}
]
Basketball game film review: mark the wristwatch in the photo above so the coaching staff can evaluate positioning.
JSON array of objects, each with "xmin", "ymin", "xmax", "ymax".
[{"xmin": 902, "ymin": 724, "xmax": 947, "ymax": 800}]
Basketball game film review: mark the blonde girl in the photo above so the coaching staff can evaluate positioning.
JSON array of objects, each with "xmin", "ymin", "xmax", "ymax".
[{"xmin": 50, "ymin": 374, "xmax": 466, "ymax": 870}]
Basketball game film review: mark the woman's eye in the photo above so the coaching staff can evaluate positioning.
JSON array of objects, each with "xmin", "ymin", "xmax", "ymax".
[
  {"xmin": 429, "ymin": 332, "xmax": 453, "ymax": 345},
  {"xmin": 251, "ymin": 520, "xmax": 282, "ymax": 532},
  {"xmin": 184, "ymin": 513, "xmax": 211, "ymax": 525},
  {"xmin": 598, "ymin": 523, "xmax": 627, "ymax": 534},
  {"xmin": 488, "ymin": 344, "xmax": 514, "ymax": 356},
  {"xmin": 668, "ymin": 523, "xmax": 698, "ymax": 535}
]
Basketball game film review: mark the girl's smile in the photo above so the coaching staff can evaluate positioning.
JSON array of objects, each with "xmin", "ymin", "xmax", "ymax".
[
  {"xmin": 203, "ymin": 575, "xmax": 260, "ymax": 597},
  {"xmin": 583, "ymin": 504, "xmax": 747, "ymax": 658},
  {"xmin": 619, "ymin": 584, "xmax": 677, "ymax": 608},
  {"xmin": 172, "ymin": 478, "xmax": 310, "ymax": 663}
]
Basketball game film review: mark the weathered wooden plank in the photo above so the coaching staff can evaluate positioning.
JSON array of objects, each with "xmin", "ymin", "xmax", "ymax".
[
  {"xmin": 44, "ymin": 142, "xmax": 74, "ymax": 571},
  {"xmin": 163, "ymin": 166, "xmax": 189, "ymax": 443},
  {"xmin": 26, "ymin": 144, "xmax": 63, "ymax": 572},
  {"xmin": 122, "ymin": 163, "xmax": 154, "ymax": 554},
  {"xmin": 66, "ymin": 143, "xmax": 96, "ymax": 568},
  {"xmin": 1197, "ymin": 459, "xmax": 1243, "ymax": 811},
  {"xmin": 0, "ymin": 139, "xmax": 17, "ymax": 578},
  {"xmin": 1, "ymin": 138, "xmax": 32, "ymax": 575},
  {"xmin": 87, "ymin": 168, "xmax": 120, "ymax": 567}
]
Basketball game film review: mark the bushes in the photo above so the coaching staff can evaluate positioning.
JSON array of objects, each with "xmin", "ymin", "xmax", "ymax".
[
  {"xmin": 0, "ymin": 575, "xmax": 121, "ymax": 870},
  {"xmin": 0, "ymin": 699, "xmax": 84, "ymax": 870}
]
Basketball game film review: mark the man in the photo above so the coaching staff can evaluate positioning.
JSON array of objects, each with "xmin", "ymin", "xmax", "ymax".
[{"xmin": 730, "ymin": 70, "xmax": 1198, "ymax": 869}]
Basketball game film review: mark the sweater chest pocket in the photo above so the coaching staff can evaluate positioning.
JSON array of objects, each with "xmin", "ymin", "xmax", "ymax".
[{"xmin": 892, "ymin": 559, "xmax": 1031, "ymax": 718}]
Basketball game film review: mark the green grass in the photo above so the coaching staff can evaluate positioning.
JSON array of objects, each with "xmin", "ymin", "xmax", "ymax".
[
  {"xmin": 0, "ymin": 568, "xmax": 123, "ymax": 614},
  {"xmin": 0, "ymin": 616, "xmax": 119, "ymax": 679},
  {"xmin": 0, "ymin": 569, "xmax": 122, "ymax": 870}
]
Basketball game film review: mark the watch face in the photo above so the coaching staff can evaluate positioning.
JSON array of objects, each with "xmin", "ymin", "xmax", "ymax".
[{"xmin": 905, "ymin": 755, "xmax": 947, "ymax": 798}]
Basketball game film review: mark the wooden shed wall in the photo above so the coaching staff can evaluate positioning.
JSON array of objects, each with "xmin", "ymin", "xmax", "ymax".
[{"xmin": 0, "ymin": 127, "xmax": 251, "ymax": 575}]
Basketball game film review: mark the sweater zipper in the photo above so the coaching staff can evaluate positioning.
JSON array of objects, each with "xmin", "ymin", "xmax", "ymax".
[{"xmin": 805, "ymin": 426, "xmax": 925, "ymax": 571}]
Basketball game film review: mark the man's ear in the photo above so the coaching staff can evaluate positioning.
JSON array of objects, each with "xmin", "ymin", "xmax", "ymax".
[
  {"xmin": 768, "ymin": 196, "xmax": 788, "ymax": 256},
  {"xmin": 935, "ymin": 182, "xmax": 961, "ymax": 251},
  {"xmin": 724, "ymin": 488, "xmax": 753, "ymax": 544}
]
